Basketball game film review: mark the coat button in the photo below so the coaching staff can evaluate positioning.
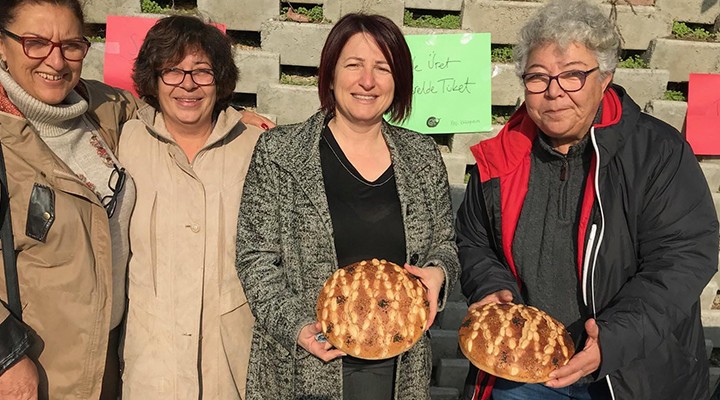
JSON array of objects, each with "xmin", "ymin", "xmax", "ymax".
[
  {"xmin": 42, "ymin": 212, "xmax": 51, "ymax": 221},
  {"xmin": 190, "ymin": 224, "xmax": 200, "ymax": 233}
]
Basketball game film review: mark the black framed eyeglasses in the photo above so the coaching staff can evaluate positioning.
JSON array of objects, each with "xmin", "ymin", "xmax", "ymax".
[
  {"xmin": 158, "ymin": 68, "xmax": 216, "ymax": 87},
  {"xmin": 101, "ymin": 165, "xmax": 126, "ymax": 218},
  {"xmin": 521, "ymin": 66, "xmax": 600, "ymax": 94},
  {"xmin": 0, "ymin": 28, "xmax": 90, "ymax": 62}
]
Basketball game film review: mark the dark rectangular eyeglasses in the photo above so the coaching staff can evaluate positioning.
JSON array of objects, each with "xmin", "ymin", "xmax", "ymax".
[
  {"xmin": 101, "ymin": 165, "xmax": 126, "ymax": 218},
  {"xmin": 521, "ymin": 66, "xmax": 600, "ymax": 94},
  {"xmin": 0, "ymin": 28, "xmax": 90, "ymax": 61},
  {"xmin": 158, "ymin": 68, "xmax": 216, "ymax": 86}
]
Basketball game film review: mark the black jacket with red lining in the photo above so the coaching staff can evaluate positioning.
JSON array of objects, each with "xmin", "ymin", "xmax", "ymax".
[{"xmin": 457, "ymin": 85, "xmax": 718, "ymax": 400}]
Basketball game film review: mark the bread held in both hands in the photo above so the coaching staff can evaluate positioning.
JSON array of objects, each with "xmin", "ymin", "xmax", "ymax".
[
  {"xmin": 316, "ymin": 258, "xmax": 429, "ymax": 360},
  {"xmin": 458, "ymin": 302, "xmax": 575, "ymax": 383}
]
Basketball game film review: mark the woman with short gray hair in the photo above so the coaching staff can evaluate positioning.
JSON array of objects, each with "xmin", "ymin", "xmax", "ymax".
[
  {"xmin": 513, "ymin": 0, "xmax": 620, "ymax": 79},
  {"xmin": 457, "ymin": 0, "xmax": 717, "ymax": 399}
]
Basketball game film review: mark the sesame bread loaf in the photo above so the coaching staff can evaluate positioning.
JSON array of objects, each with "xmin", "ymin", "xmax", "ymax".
[
  {"xmin": 316, "ymin": 259, "xmax": 429, "ymax": 360},
  {"xmin": 459, "ymin": 303, "xmax": 574, "ymax": 383}
]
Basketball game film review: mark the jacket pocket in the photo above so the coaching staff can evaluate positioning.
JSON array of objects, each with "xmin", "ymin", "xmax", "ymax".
[
  {"xmin": 221, "ymin": 284, "xmax": 249, "ymax": 315},
  {"xmin": 246, "ymin": 326, "xmax": 293, "ymax": 399},
  {"xmin": 25, "ymin": 184, "xmax": 54, "ymax": 242}
]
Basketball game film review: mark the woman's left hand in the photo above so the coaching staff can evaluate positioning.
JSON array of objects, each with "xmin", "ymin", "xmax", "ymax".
[
  {"xmin": 240, "ymin": 110, "xmax": 276, "ymax": 131},
  {"xmin": 404, "ymin": 264, "xmax": 445, "ymax": 331},
  {"xmin": 545, "ymin": 318, "xmax": 602, "ymax": 388}
]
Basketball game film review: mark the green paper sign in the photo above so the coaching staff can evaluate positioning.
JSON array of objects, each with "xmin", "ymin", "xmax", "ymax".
[{"xmin": 392, "ymin": 33, "xmax": 492, "ymax": 134}]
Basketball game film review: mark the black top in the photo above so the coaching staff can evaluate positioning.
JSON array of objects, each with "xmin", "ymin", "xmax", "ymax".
[
  {"xmin": 320, "ymin": 125, "xmax": 407, "ymax": 268},
  {"xmin": 320, "ymin": 125, "xmax": 405, "ymax": 374}
]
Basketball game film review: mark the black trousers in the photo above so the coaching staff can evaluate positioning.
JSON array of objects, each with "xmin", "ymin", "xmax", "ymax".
[
  {"xmin": 343, "ymin": 357, "xmax": 396, "ymax": 400},
  {"xmin": 100, "ymin": 326, "xmax": 121, "ymax": 400}
]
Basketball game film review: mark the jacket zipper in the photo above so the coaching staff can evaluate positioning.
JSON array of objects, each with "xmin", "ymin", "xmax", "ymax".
[
  {"xmin": 581, "ymin": 224, "xmax": 597, "ymax": 307},
  {"xmin": 589, "ymin": 127, "xmax": 616, "ymax": 400},
  {"xmin": 560, "ymin": 158, "xmax": 569, "ymax": 217}
]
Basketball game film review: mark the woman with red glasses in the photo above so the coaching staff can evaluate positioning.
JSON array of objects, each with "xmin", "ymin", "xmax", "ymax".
[{"xmin": 0, "ymin": 0, "xmax": 137, "ymax": 398}]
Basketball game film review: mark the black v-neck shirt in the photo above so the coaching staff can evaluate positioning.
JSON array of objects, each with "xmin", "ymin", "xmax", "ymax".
[
  {"xmin": 319, "ymin": 125, "xmax": 407, "ymax": 269},
  {"xmin": 320, "ymin": 125, "xmax": 405, "ymax": 392}
]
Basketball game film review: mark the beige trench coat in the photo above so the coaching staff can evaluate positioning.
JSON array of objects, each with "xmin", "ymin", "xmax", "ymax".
[
  {"xmin": 0, "ymin": 79, "xmax": 138, "ymax": 399},
  {"xmin": 119, "ymin": 105, "xmax": 260, "ymax": 399}
]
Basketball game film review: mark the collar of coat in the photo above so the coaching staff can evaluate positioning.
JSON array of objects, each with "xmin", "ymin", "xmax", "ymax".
[
  {"xmin": 470, "ymin": 84, "xmax": 639, "ymax": 182},
  {"xmin": 467, "ymin": 85, "xmax": 642, "ymax": 285},
  {"xmin": 134, "ymin": 102, "xmax": 246, "ymax": 151},
  {"xmin": 271, "ymin": 111, "xmax": 435, "ymax": 176},
  {"xmin": 261, "ymin": 111, "xmax": 437, "ymax": 246}
]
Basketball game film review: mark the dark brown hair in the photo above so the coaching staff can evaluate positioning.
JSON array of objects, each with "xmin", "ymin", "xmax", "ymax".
[
  {"xmin": 317, "ymin": 13, "xmax": 413, "ymax": 123},
  {"xmin": 132, "ymin": 15, "xmax": 238, "ymax": 113},
  {"xmin": 0, "ymin": 0, "xmax": 85, "ymax": 29}
]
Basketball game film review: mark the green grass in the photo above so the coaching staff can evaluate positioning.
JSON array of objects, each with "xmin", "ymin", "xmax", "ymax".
[
  {"xmin": 672, "ymin": 21, "xmax": 715, "ymax": 41},
  {"xmin": 140, "ymin": 0, "xmax": 198, "ymax": 15},
  {"xmin": 403, "ymin": 10, "xmax": 460, "ymax": 29},
  {"xmin": 492, "ymin": 112, "xmax": 514, "ymax": 125},
  {"xmin": 491, "ymin": 46, "xmax": 513, "ymax": 63},
  {"xmin": 86, "ymin": 36, "xmax": 105, "ymax": 43},
  {"xmin": 280, "ymin": 73, "xmax": 318, "ymax": 86},
  {"xmin": 663, "ymin": 90, "xmax": 686, "ymax": 101},
  {"xmin": 140, "ymin": 0, "xmax": 171, "ymax": 13},
  {"xmin": 282, "ymin": 6, "xmax": 324, "ymax": 23},
  {"xmin": 617, "ymin": 54, "xmax": 648, "ymax": 69}
]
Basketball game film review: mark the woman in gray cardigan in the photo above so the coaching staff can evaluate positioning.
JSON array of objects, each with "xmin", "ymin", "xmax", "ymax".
[{"xmin": 236, "ymin": 14, "xmax": 459, "ymax": 400}]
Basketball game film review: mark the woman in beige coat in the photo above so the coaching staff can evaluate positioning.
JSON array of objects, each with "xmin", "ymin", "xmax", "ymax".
[{"xmin": 119, "ymin": 16, "xmax": 268, "ymax": 399}]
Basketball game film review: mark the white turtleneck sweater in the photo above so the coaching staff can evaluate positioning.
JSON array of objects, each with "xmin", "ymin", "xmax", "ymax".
[{"xmin": 0, "ymin": 67, "xmax": 134, "ymax": 329}]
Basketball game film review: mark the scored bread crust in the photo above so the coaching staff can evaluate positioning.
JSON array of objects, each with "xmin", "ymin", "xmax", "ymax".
[
  {"xmin": 316, "ymin": 259, "xmax": 429, "ymax": 360},
  {"xmin": 458, "ymin": 303, "xmax": 575, "ymax": 383}
]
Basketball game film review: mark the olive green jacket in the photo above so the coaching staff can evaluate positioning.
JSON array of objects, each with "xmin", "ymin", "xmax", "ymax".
[{"xmin": 236, "ymin": 111, "xmax": 459, "ymax": 399}]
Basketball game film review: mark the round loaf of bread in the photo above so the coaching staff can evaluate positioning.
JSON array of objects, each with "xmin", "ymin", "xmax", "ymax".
[
  {"xmin": 316, "ymin": 259, "xmax": 429, "ymax": 360},
  {"xmin": 458, "ymin": 303, "xmax": 574, "ymax": 383}
]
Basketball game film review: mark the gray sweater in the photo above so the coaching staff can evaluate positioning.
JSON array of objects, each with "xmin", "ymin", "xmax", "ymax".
[{"xmin": 512, "ymin": 132, "xmax": 592, "ymax": 351}]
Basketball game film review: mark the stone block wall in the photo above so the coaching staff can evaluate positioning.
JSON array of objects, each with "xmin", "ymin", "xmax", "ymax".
[
  {"xmin": 79, "ymin": 0, "xmax": 720, "ymax": 138},
  {"xmin": 77, "ymin": 1, "xmax": 720, "ymax": 397}
]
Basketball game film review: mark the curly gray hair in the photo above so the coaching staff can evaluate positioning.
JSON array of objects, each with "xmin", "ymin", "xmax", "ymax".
[{"xmin": 514, "ymin": 0, "xmax": 620, "ymax": 78}]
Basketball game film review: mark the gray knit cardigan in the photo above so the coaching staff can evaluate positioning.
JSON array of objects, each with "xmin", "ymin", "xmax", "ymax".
[{"xmin": 236, "ymin": 111, "xmax": 460, "ymax": 400}]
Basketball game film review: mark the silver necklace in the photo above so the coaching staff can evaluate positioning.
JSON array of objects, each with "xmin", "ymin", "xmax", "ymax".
[{"xmin": 322, "ymin": 134, "xmax": 394, "ymax": 188}]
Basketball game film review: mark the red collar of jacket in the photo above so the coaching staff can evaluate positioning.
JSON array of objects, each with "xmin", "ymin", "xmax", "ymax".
[
  {"xmin": 0, "ymin": 84, "xmax": 23, "ymax": 117},
  {"xmin": 468, "ymin": 87, "xmax": 622, "ymax": 288}
]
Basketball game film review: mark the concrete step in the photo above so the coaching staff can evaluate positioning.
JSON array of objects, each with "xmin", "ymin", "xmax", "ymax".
[
  {"xmin": 429, "ymin": 329, "xmax": 461, "ymax": 366},
  {"xmin": 449, "ymin": 184, "xmax": 467, "ymax": 215},
  {"xmin": 437, "ymin": 301, "xmax": 469, "ymax": 331},
  {"xmin": 708, "ymin": 339, "xmax": 714, "ymax": 360},
  {"xmin": 710, "ymin": 367, "xmax": 720, "ymax": 399},
  {"xmin": 435, "ymin": 358, "xmax": 469, "ymax": 395},
  {"xmin": 448, "ymin": 279, "xmax": 467, "ymax": 303},
  {"xmin": 701, "ymin": 162, "xmax": 720, "ymax": 194},
  {"xmin": 430, "ymin": 386, "xmax": 460, "ymax": 400}
]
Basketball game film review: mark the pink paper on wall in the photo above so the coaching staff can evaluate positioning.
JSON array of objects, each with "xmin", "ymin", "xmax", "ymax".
[
  {"xmin": 687, "ymin": 73, "xmax": 720, "ymax": 155},
  {"xmin": 103, "ymin": 16, "xmax": 226, "ymax": 96}
]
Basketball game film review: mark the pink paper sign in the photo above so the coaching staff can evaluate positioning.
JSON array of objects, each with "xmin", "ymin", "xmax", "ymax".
[
  {"xmin": 103, "ymin": 15, "xmax": 226, "ymax": 96},
  {"xmin": 687, "ymin": 73, "xmax": 720, "ymax": 155}
]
